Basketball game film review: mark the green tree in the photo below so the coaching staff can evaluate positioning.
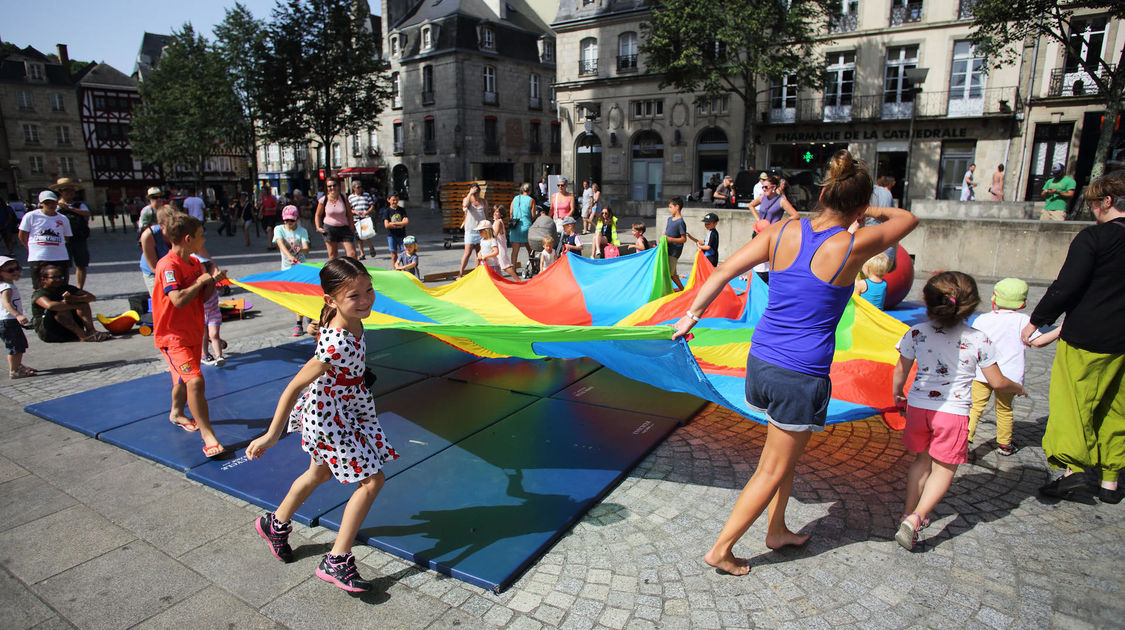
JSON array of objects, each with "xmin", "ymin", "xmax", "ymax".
[
  {"xmin": 970, "ymin": 0, "xmax": 1125, "ymax": 182},
  {"xmin": 214, "ymin": 2, "xmax": 268, "ymax": 185},
  {"xmin": 131, "ymin": 24, "xmax": 251, "ymax": 191},
  {"xmin": 641, "ymin": 0, "xmax": 833, "ymax": 169},
  {"xmin": 251, "ymin": 0, "xmax": 391, "ymax": 174}
]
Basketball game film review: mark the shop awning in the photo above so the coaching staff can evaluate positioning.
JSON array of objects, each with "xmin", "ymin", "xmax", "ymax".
[{"xmin": 337, "ymin": 167, "xmax": 385, "ymax": 175}]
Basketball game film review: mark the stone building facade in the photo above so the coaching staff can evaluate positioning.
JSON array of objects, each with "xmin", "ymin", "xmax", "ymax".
[
  {"xmin": 0, "ymin": 45, "xmax": 93, "ymax": 203},
  {"xmin": 553, "ymin": 1, "xmax": 1124, "ymax": 213}
]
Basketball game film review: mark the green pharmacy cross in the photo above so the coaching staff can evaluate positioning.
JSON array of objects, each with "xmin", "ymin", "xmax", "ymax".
[{"xmin": 802, "ymin": 151, "xmax": 814, "ymax": 163}]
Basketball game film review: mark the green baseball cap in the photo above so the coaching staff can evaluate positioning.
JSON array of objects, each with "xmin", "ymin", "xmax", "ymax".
[{"xmin": 992, "ymin": 278, "xmax": 1028, "ymax": 309}]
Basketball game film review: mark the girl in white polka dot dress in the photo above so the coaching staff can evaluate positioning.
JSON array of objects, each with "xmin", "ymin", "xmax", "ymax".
[{"xmin": 246, "ymin": 257, "xmax": 397, "ymax": 593}]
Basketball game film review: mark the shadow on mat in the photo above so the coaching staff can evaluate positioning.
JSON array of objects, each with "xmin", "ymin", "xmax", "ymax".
[{"xmin": 359, "ymin": 470, "xmax": 587, "ymax": 569}]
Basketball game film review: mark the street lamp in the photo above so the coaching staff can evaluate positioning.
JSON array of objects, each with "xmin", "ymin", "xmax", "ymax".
[{"xmin": 901, "ymin": 66, "xmax": 928, "ymax": 210}]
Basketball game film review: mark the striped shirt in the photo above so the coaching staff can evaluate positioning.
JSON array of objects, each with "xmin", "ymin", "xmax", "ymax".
[{"xmin": 348, "ymin": 192, "xmax": 372, "ymax": 220}]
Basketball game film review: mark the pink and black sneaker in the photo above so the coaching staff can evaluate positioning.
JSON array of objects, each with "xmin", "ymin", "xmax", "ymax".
[
  {"xmin": 316, "ymin": 553, "xmax": 372, "ymax": 592},
  {"xmin": 254, "ymin": 513, "xmax": 293, "ymax": 563}
]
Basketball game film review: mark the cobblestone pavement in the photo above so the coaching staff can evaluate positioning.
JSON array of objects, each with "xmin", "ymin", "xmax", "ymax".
[{"xmin": 0, "ymin": 210, "xmax": 1121, "ymax": 629}]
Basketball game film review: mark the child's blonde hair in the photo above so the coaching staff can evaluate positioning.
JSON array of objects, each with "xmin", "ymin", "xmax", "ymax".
[
  {"xmin": 478, "ymin": 226, "xmax": 494, "ymax": 239},
  {"xmin": 863, "ymin": 252, "xmax": 892, "ymax": 277},
  {"xmin": 923, "ymin": 271, "xmax": 980, "ymax": 329},
  {"xmin": 542, "ymin": 235, "xmax": 555, "ymax": 248}
]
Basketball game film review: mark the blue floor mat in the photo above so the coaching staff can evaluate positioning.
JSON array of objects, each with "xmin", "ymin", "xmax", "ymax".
[
  {"xmin": 365, "ymin": 335, "xmax": 482, "ymax": 376},
  {"xmin": 319, "ymin": 397, "xmax": 678, "ymax": 592},
  {"xmin": 445, "ymin": 357, "xmax": 602, "ymax": 397},
  {"xmin": 99, "ymin": 378, "xmax": 290, "ymax": 471},
  {"xmin": 551, "ymin": 367, "xmax": 708, "ymax": 423},
  {"xmin": 186, "ymin": 377, "xmax": 536, "ymax": 525},
  {"xmin": 23, "ymin": 345, "xmax": 306, "ymax": 437}
]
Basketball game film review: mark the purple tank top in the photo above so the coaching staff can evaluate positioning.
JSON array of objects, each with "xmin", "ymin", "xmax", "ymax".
[
  {"xmin": 759, "ymin": 194, "xmax": 784, "ymax": 223},
  {"xmin": 750, "ymin": 219, "xmax": 855, "ymax": 378}
]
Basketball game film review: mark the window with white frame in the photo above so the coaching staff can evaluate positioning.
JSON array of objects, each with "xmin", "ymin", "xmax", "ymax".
[
  {"xmin": 56, "ymin": 126, "xmax": 70, "ymax": 144},
  {"xmin": 368, "ymin": 130, "xmax": 378, "ymax": 153},
  {"xmin": 49, "ymin": 93, "xmax": 65, "ymax": 111},
  {"xmin": 541, "ymin": 39, "xmax": 555, "ymax": 63},
  {"xmin": 422, "ymin": 65, "xmax": 434, "ymax": 103},
  {"xmin": 29, "ymin": 156, "xmax": 44, "ymax": 173},
  {"xmin": 1064, "ymin": 16, "xmax": 1107, "ymax": 74},
  {"xmin": 479, "ymin": 25, "xmax": 495, "ymax": 51},
  {"xmin": 483, "ymin": 66, "xmax": 497, "ymax": 103},
  {"xmin": 618, "ymin": 32, "xmax": 638, "ymax": 71},
  {"xmin": 17, "ymin": 91, "xmax": 32, "ymax": 110},
  {"xmin": 58, "ymin": 157, "xmax": 75, "ymax": 174},
  {"xmin": 26, "ymin": 63, "xmax": 43, "ymax": 80},
  {"xmin": 769, "ymin": 76, "xmax": 799, "ymax": 122},
  {"xmin": 352, "ymin": 132, "xmax": 361, "ymax": 156},
  {"xmin": 390, "ymin": 34, "xmax": 401, "ymax": 57},
  {"xmin": 331, "ymin": 142, "xmax": 340, "ymax": 164},
  {"xmin": 393, "ymin": 122, "xmax": 404, "ymax": 153},
  {"xmin": 421, "ymin": 26, "xmax": 433, "ymax": 51},
  {"xmin": 529, "ymin": 73, "xmax": 540, "ymax": 107},
  {"xmin": 631, "ymin": 99, "xmax": 663, "ymax": 119},
  {"xmin": 580, "ymin": 38, "xmax": 598, "ymax": 76},
  {"xmin": 268, "ymin": 144, "xmax": 280, "ymax": 164},
  {"xmin": 948, "ymin": 40, "xmax": 985, "ymax": 116},
  {"xmin": 824, "ymin": 51, "xmax": 855, "ymax": 107},
  {"xmin": 883, "ymin": 46, "xmax": 918, "ymax": 105},
  {"xmin": 23, "ymin": 124, "xmax": 40, "ymax": 144},
  {"xmin": 392, "ymin": 72, "xmax": 401, "ymax": 108},
  {"xmin": 697, "ymin": 96, "xmax": 729, "ymax": 115}
]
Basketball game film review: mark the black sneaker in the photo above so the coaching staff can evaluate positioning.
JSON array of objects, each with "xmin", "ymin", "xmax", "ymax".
[
  {"xmin": 1039, "ymin": 473, "xmax": 1090, "ymax": 500},
  {"xmin": 316, "ymin": 553, "xmax": 372, "ymax": 592},
  {"xmin": 254, "ymin": 513, "xmax": 293, "ymax": 563}
]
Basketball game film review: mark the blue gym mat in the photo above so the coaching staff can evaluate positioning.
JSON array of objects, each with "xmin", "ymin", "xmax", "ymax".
[
  {"xmin": 319, "ymin": 397, "xmax": 679, "ymax": 592},
  {"xmin": 23, "ymin": 344, "xmax": 307, "ymax": 437},
  {"xmin": 99, "ymin": 378, "xmax": 290, "ymax": 471},
  {"xmin": 551, "ymin": 367, "xmax": 708, "ymax": 423},
  {"xmin": 365, "ymin": 334, "xmax": 482, "ymax": 376},
  {"xmin": 187, "ymin": 378, "xmax": 536, "ymax": 525},
  {"xmin": 445, "ymin": 357, "xmax": 602, "ymax": 397}
]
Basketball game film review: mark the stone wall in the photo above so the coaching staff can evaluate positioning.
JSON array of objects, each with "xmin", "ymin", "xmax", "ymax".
[{"xmin": 655, "ymin": 204, "xmax": 1088, "ymax": 283}]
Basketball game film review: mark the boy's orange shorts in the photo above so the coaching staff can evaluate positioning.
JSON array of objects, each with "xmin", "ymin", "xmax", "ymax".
[{"xmin": 159, "ymin": 344, "xmax": 203, "ymax": 384}]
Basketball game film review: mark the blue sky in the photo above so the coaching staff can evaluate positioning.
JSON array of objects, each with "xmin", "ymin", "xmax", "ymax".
[{"xmin": 0, "ymin": 0, "xmax": 377, "ymax": 75}]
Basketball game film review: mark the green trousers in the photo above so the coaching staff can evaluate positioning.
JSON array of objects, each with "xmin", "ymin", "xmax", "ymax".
[{"xmin": 1043, "ymin": 341, "xmax": 1125, "ymax": 482}]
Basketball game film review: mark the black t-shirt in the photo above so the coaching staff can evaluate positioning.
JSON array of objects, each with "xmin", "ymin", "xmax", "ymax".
[
  {"xmin": 60, "ymin": 203, "xmax": 90, "ymax": 240},
  {"xmin": 380, "ymin": 206, "xmax": 408, "ymax": 238},
  {"xmin": 703, "ymin": 229, "xmax": 719, "ymax": 267}
]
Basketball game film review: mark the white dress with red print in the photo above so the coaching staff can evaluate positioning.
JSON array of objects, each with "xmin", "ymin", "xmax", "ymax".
[{"xmin": 288, "ymin": 327, "xmax": 397, "ymax": 483}]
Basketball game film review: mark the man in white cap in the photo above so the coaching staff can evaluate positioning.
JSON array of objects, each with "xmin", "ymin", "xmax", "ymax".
[
  {"xmin": 18, "ymin": 191, "xmax": 72, "ymax": 290},
  {"xmin": 138, "ymin": 187, "xmax": 168, "ymax": 231},
  {"xmin": 51, "ymin": 178, "xmax": 92, "ymax": 289}
]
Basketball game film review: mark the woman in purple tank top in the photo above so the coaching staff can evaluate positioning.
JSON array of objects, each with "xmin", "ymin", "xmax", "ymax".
[
  {"xmin": 749, "ymin": 175, "xmax": 799, "ymax": 225},
  {"xmin": 673, "ymin": 150, "xmax": 918, "ymax": 576}
]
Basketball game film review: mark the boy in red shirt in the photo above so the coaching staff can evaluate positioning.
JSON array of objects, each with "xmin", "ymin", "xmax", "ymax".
[{"xmin": 152, "ymin": 212, "xmax": 228, "ymax": 457}]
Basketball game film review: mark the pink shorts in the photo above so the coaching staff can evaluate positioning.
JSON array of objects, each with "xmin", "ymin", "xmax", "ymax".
[{"xmin": 903, "ymin": 406, "xmax": 969, "ymax": 465}]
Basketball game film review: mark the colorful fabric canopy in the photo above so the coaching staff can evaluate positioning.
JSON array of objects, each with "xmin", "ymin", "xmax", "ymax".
[{"xmin": 235, "ymin": 241, "xmax": 909, "ymax": 428}]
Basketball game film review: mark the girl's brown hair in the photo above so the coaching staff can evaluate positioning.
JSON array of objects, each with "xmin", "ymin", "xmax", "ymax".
[
  {"xmin": 922, "ymin": 271, "xmax": 980, "ymax": 329},
  {"xmin": 318, "ymin": 256, "xmax": 371, "ymax": 330},
  {"xmin": 492, "ymin": 204, "xmax": 507, "ymax": 221},
  {"xmin": 819, "ymin": 149, "xmax": 873, "ymax": 217}
]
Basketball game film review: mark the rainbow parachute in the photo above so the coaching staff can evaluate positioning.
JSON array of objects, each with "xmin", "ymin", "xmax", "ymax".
[{"xmin": 235, "ymin": 241, "xmax": 909, "ymax": 428}]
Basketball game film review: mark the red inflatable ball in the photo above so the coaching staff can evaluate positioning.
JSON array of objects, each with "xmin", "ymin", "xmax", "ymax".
[{"xmin": 882, "ymin": 244, "xmax": 914, "ymax": 309}]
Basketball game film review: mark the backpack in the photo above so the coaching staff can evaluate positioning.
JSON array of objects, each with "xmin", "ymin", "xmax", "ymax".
[{"xmin": 602, "ymin": 244, "xmax": 620, "ymax": 258}]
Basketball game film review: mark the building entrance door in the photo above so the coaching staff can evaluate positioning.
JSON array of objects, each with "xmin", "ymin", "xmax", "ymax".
[
  {"xmin": 937, "ymin": 142, "xmax": 976, "ymax": 200},
  {"xmin": 876, "ymin": 151, "xmax": 907, "ymax": 204},
  {"xmin": 422, "ymin": 163, "xmax": 440, "ymax": 202}
]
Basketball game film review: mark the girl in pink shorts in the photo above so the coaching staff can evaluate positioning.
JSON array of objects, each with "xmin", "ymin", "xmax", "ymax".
[{"xmin": 891, "ymin": 272, "xmax": 1025, "ymax": 550}]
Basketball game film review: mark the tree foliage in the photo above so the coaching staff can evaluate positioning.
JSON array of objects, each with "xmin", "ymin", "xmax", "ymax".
[
  {"xmin": 131, "ymin": 24, "xmax": 251, "ymax": 189},
  {"xmin": 214, "ymin": 2, "xmax": 268, "ymax": 184},
  {"xmin": 641, "ymin": 0, "xmax": 833, "ymax": 167},
  {"xmin": 251, "ymin": 0, "xmax": 391, "ymax": 173},
  {"xmin": 970, "ymin": 0, "xmax": 1125, "ymax": 181}
]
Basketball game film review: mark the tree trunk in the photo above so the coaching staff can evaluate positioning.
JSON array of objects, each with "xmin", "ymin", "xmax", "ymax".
[
  {"xmin": 741, "ymin": 83, "xmax": 756, "ymax": 172},
  {"xmin": 1090, "ymin": 52, "xmax": 1125, "ymax": 182}
]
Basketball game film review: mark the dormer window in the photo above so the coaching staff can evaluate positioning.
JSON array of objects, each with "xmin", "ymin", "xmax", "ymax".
[
  {"xmin": 390, "ymin": 33, "xmax": 406, "ymax": 58},
  {"xmin": 478, "ymin": 25, "xmax": 495, "ymax": 51},
  {"xmin": 421, "ymin": 25, "xmax": 435, "ymax": 51},
  {"xmin": 26, "ymin": 63, "xmax": 44, "ymax": 81},
  {"xmin": 539, "ymin": 38, "xmax": 555, "ymax": 64}
]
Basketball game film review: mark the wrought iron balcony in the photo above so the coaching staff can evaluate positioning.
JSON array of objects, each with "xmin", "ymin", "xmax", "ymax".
[
  {"xmin": 829, "ymin": 13, "xmax": 858, "ymax": 33},
  {"xmin": 1047, "ymin": 65, "xmax": 1113, "ymax": 97},
  {"xmin": 483, "ymin": 91, "xmax": 498, "ymax": 105},
  {"xmin": 579, "ymin": 59, "xmax": 598, "ymax": 77},
  {"xmin": 760, "ymin": 87, "xmax": 1021, "ymax": 124},
  {"xmin": 958, "ymin": 0, "xmax": 977, "ymax": 19},
  {"xmin": 618, "ymin": 54, "xmax": 638, "ymax": 72},
  {"xmin": 889, "ymin": 2, "xmax": 923, "ymax": 27},
  {"xmin": 529, "ymin": 96, "xmax": 541, "ymax": 109}
]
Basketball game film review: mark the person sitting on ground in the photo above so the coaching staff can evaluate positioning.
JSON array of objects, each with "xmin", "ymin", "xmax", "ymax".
[
  {"xmin": 628, "ymin": 222, "xmax": 650, "ymax": 252},
  {"xmin": 854, "ymin": 252, "xmax": 891, "ymax": 310},
  {"xmin": 31, "ymin": 263, "xmax": 108, "ymax": 343},
  {"xmin": 593, "ymin": 207, "xmax": 619, "ymax": 258}
]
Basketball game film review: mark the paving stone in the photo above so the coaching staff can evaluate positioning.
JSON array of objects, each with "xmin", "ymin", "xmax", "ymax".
[
  {"xmin": 0, "ymin": 567, "xmax": 55, "ymax": 629},
  {"xmin": 0, "ymin": 505, "xmax": 135, "ymax": 584},
  {"xmin": 117, "ymin": 485, "xmax": 257, "ymax": 558},
  {"xmin": 261, "ymin": 572, "xmax": 444, "ymax": 630},
  {"xmin": 133, "ymin": 586, "xmax": 283, "ymax": 629},
  {"xmin": 0, "ymin": 472, "xmax": 77, "ymax": 531},
  {"xmin": 33, "ymin": 541, "xmax": 207, "ymax": 630}
]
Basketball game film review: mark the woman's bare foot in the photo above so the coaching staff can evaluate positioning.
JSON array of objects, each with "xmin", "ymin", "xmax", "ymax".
[
  {"xmin": 704, "ymin": 549, "xmax": 750, "ymax": 576},
  {"xmin": 765, "ymin": 529, "xmax": 810, "ymax": 550}
]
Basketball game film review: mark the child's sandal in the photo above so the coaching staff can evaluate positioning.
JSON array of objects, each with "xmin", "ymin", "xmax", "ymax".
[
  {"xmin": 895, "ymin": 513, "xmax": 926, "ymax": 550},
  {"xmin": 9, "ymin": 366, "xmax": 37, "ymax": 379}
]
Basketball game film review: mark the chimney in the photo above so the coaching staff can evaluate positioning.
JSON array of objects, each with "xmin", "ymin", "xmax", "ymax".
[{"xmin": 56, "ymin": 44, "xmax": 70, "ymax": 79}]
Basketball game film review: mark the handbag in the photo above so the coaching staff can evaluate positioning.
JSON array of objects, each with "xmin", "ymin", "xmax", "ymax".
[{"xmin": 356, "ymin": 217, "xmax": 376, "ymax": 240}]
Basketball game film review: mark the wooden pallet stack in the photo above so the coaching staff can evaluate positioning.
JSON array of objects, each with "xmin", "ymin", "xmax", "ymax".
[{"xmin": 439, "ymin": 180, "xmax": 522, "ymax": 236}]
